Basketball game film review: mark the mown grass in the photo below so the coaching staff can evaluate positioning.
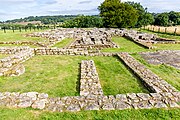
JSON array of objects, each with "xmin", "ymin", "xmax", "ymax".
[
  {"xmin": 139, "ymin": 29, "xmax": 180, "ymax": 40},
  {"xmin": 53, "ymin": 38, "xmax": 75, "ymax": 48},
  {"xmin": 154, "ymin": 44, "xmax": 180, "ymax": 50},
  {"xmin": 0, "ymin": 107, "xmax": 179, "ymax": 120},
  {"xmin": 102, "ymin": 37, "xmax": 150, "ymax": 53},
  {"xmin": 0, "ymin": 55, "xmax": 148, "ymax": 97},
  {"xmin": 0, "ymin": 30, "xmax": 47, "ymax": 42},
  {"xmin": 132, "ymin": 53, "xmax": 180, "ymax": 91},
  {"xmin": 102, "ymin": 37, "xmax": 180, "ymax": 52},
  {"xmin": 0, "ymin": 54, "xmax": 8, "ymax": 59}
]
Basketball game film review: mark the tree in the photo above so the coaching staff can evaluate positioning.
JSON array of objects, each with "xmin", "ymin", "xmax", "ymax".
[
  {"xmin": 126, "ymin": 2, "xmax": 154, "ymax": 27},
  {"xmin": 98, "ymin": 0, "xmax": 138, "ymax": 28},
  {"xmin": 169, "ymin": 11, "xmax": 180, "ymax": 25},
  {"xmin": 63, "ymin": 15, "xmax": 103, "ymax": 28},
  {"xmin": 154, "ymin": 13, "xmax": 169, "ymax": 26}
]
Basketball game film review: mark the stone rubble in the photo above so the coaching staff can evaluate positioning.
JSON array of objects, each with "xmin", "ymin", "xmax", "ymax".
[
  {"xmin": 0, "ymin": 47, "xmax": 34, "ymax": 76},
  {"xmin": 27, "ymin": 28, "xmax": 119, "ymax": 49}
]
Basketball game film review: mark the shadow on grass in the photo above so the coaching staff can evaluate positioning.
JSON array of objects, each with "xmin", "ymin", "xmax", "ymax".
[{"xmin": 76, "ymin": 63, "xmax": 81, "ymax": 96}]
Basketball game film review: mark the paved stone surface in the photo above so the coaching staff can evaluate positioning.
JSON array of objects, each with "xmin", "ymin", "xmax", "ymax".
[{"xmin": 140, "ymin": 50, "xmax": 180, "ymax": 69}]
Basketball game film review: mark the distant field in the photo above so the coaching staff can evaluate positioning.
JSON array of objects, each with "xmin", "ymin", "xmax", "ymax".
[
  {"xmin": 145, "ymin": 25, "xmax": 180, "ymax": 35},
  {"xmin": 0, "ymin": 30, "xmax": 47, "ymax": 42}
]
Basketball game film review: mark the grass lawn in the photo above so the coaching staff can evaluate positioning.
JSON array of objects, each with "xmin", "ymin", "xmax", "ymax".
[
  {"xmin": 0, "ymin": 55, "xmax": 148, "ymax": 97},
  {"xmin": 154, "ymin": 44, "xmax": 180, "ymax": 50},
  {"xmin": 0, "ymin": 54, "xmax": 8, "ymax": 59},
  {"xmin": 53, "ymin": 38, "xmax": 75, "ymax": 48},
  {"xmin": 102, "ymin": 37, "xmax": 150, "ymax": 53},
  {"xmin": 102, "ymin": 37, "xmax": 180, "ymax": 52},
  {"xmin": 0, "ymin": 107, "xmax": 179, "ymax": 120},
  {"xmin": 139, "ymin": 29, "xmax": 180, "ymax": 40},
  {"xmin": 132, "ymin": 53, "xmax": 180, "ymax": 91},
  {"xmin": 0, "ymin": 30, "xmax": 48, "ymax": 42}
]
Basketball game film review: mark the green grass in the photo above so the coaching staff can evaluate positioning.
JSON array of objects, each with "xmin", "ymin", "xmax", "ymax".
[
  {"xmin": 102, "ymin": 36, "xmax": 180, "ymax": 52},
  {"xmin": 132, "ymin": 53, "xmax": 180, "ymax": 91},
  {"xmin": 0, "ymin": 55, "xmax": 148, "ymax": 97},
  {"xmin": 53, "ymin": 38, "xmax": 75, "ymax": 48},
  {"xmin": 0, "ymin": 54, "xmax": 8, "ymax": 59},
  {"xmin": 102, "ymin": 37, "xmax": 150, "ymax": 53},
  {"xmin": 0, "ymin": 107, "xmax": 179, "ymax": 120},
  {"xmin": 0, "ymin": 30, "xmax": 48, "ymax": 42},
  {"xmin": 139, "ymin": 29, "xmax": 180, "ymax": 40},
  {"xmin": 154, "ymin": 44, "xmax": 180, "ymax": 50}
]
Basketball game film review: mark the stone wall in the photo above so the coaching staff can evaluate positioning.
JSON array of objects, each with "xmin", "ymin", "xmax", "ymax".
[
  {"xmin": 0, "ymin": 41, "xmax": 46, "ymax": 47},
  {"xmin": 0, "ymin": 46, "xmax": 31, "ymax": 54},
  {"xmin": 34, "ymin": 48, "xmax": 116, "ymax": 56},
  {"xmin": 0, "ymin": 47, "xmax": 34, "ymax": 76},
  {"xmin": 117, "ymin": 52, "xmax": 178, "ymax": 93},
  {"xmin": 80, "ymin": 60, "xmax": 103, "ymax": 96},
  {"xmin": 0, "ymin": 60, "xmax": 179, "ymax": 112},
  {"xmin": 0, "ymin": 92, "xmax": 179, "ymax": 112}
]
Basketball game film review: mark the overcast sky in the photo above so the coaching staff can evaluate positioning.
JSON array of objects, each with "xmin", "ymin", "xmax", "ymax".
[{"xmin": 0, "ymin": 0, "xmax": 180, "ymax": 21}]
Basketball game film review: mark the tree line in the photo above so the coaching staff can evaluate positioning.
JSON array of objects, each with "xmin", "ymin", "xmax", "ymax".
[{"xmin": 1, "ymin": 0, "xmax": 180, "ymax": 28}]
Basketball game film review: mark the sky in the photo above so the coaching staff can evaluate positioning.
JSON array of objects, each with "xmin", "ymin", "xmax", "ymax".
[{"xmin": 0, "ymin": 0, "xmax": 180, "ymax": 21}]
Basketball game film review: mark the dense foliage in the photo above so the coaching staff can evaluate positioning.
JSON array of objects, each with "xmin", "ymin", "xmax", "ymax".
[
  {"xmin": 125, "ymin": 2, "xmax": 154, "ymax": 27},
  {"xmin": 154, "ymin": 11, "xmax": 180, "ymax": 26},
  {"xmin": 98, "ymin": 0, "xmax": 138, "ymax": 28},
  {"xmin": 5, "ymin": 15, "xmax": 78, "ymax": 24},
  {"xmin": 63, "ymin": 15, "xmax": 103, "ymax": 28}
]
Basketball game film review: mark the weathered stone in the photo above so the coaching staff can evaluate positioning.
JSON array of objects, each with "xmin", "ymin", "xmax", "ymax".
[
  {"xmin": 66, "ymin": 104, "xmax": 81, "ymax": 112},
  {"xmin": 38, "ymin": 93, "xmax": 48, "ymax": 99},
  {"xmin": 102, "ymin": 103, "xmax": 115, "ymax": 110},
  {"xmin": 154, "ymin": 101, "xmax": 167, "ymax": 108},
  {"xmin": 18, "ymin": 100, "xmax": 32, "ymax": 108},
  {"xmin": 32, "ymin": 99, "xmax": 47, "ymax": 109},
  {"xmin": 115, "ymin": 101, "xmax": 131, "ymax": 110},
  {"xmin": 84, "ymin": 103, "xmax": 99, "ymax": 111}
]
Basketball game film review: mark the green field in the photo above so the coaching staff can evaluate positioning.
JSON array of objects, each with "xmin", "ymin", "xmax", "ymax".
[
  {"xmin": 102, "ymin": 37, "xmax": 150, "ymax": 53},
  {"xmin": 0, "ymin": 30, "xmax": 47, "ymax": 42},
  {"xmin": 0, "ymin": 55, "xmax": 148, "ymax": 97},
  {"xmin": 53, "ymin": 38, "xmax": 75, "ymax": 48},
  {"xmin": 0, "ymin": 107, "xmax": 179, "ymax": 120},
  {"xmin": 0, "ymin": 54, "xmax": 8, "ymax": 59}
]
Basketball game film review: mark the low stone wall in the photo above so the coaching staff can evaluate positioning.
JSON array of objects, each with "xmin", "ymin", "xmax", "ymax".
[
  {"xmin": 0, "ymin": 59, "xmax": 179, "ymax": 112},
  {"xmin": 80, "ymin": 60, "xmax": 103, "ymax": 96},
  {"xmin": 34, "ymin": 48, "xmax": 116, "ymax": 56},
  {"xmin": 0, "ymin": 48, "xmax": 34, "ymax": 76},
  {"xmin": 0, "ymin": 91, "xmax": 179, "ymax": 112},
  {"xmin": 0, "ymin": 46, "xmax": 31, "ymax": 54},
  {"xmin": 123, "ymin": 33, "xmax": 155, "ymax": 49},
  {"xmin": 117, "ymin": 52, "xmax": 178, "ymax": 93},
  {"xmin": 0, "ymin": 41, "xmax": 46, "ymax": 47}
]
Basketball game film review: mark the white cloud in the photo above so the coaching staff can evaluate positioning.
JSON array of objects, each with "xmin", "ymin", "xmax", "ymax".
[{"xmin": 0, "ymin": 0, "xmax": 180, "ymax": 21}]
